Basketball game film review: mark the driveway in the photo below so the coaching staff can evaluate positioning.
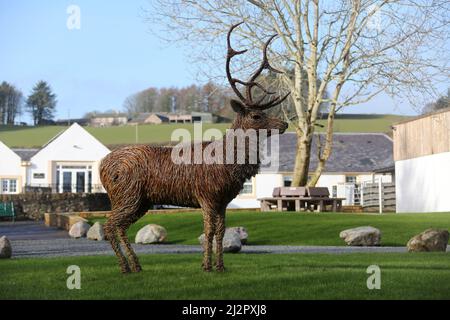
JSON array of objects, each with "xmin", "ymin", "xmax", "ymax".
[
  {"xmin": 0, "ymin": 221, "xmax": 69, "ymax": 241},
  {"xmin": 2, "ymin": 221, "xmax": 448, "ymax": 259},
  {"xmin": 9, "ymin": 238, "xmax": 415, "ymax": 259}
]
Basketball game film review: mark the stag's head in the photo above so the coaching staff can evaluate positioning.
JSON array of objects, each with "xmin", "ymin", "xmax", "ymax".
[{"xmin": 226, "ymin": 22, "xmax": 289, "ymax": 135}]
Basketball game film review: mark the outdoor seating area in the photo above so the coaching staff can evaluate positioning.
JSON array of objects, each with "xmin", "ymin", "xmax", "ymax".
[
  {"xmin": 0, "ymin": 202, "xmax": 15, "ymax": 222},
  {"xmin": 258, "ymin": 187, "xmax": 345, "ymax": 212}
]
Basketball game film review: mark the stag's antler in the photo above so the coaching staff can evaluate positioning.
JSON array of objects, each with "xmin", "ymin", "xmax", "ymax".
[{"xmin": 226, "ymin": 22, "xmax": 290, "ymax": 110}]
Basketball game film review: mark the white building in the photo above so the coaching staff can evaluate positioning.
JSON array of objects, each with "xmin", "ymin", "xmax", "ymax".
[
  {"xmin": 0, "ymin": 123, "xmax": 110, "ymax": 194},
  {"xmin": 229, "ymin": 132, "xmax": 394, "ymax": 208},
  {"xmin": 0, "ymin": 141, "xmax": 25, "ymax": 194},
  {"xmin": 393, "ymin": 108, "xmax": 450, "ymax": 213}
]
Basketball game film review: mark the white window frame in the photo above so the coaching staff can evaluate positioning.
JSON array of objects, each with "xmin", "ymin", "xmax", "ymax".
[
  {"xmin": 345, "ymin": 175, "xmax": 357, "ymax": 184},
  {"xmin": 239, "ymin": 179, "xmax": 254, "ymax": 196},
  {"xmin": 1, "ymin": 179, "xmax": 18, "ymax": 194},
  {"xmin": 283, "ymin": 175, "xmax": 293, "ymax": 187}
]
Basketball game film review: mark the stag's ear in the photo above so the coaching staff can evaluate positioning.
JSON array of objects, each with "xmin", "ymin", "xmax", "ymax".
[{"xmin": 230, "ymin": 99, "xmax": 245, "ymax": 114}]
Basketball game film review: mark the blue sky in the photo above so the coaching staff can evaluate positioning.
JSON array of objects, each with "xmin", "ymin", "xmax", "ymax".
[{"xmin": 0, "ymin": 1, "xmax": 440, "ymax": 123}]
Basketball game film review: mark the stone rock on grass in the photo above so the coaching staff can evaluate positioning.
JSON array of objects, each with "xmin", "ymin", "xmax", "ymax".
[
  {"xmin": 407, "ymin": 228, "xmax": 449, "ymax": 252},
  {"xmin": 0, "ymin": 236, "xmax": 12, "ymax": 259},
  {"xmin": 135, "ymin": 224, "xmax": 167, "ymax": 244},
  {"xmin": 198, "ymin": 228, "xmax": 242, "ymax": 253},
  {"xmin": 227, "ymin": 226, "xmax": 248, "ymax": 244},
  {"xmin": 87, "ymin": 222, "xmax": 105, "ymax": 241},
  {"xmin": 339, "ymin": 226, "xmax": 381, "ymax": 246},
  {"xmin": 69, "ymin": 221, "xmax": 91, "ymax": 238}
]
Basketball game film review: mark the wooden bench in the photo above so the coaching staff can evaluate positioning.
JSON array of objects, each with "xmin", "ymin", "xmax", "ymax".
[
  {"xmin": 305, "ymin": 187, "xmax": 344, "ymax": 212},
  {"xmin": 260, "ymin": 187, "xmax": 309, "ymax": 211},
  {"xmin": 0, "ymin": 202, "xmax": 15, "ymax": 222},
  {"xmin": 259, "ymin": 187, "xmax": 344, "ymax": 212}
]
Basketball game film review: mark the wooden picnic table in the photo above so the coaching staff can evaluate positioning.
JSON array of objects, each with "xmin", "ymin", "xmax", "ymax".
[{"xmin": 258, "ymin": 196, "xmax": 345, "ymax": 212}]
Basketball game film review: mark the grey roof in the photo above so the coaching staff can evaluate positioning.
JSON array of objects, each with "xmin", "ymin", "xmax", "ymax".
[
  {"xmin": 130, "ymin": 113, "xmax": 169, "ymax": 123},
  {"xmin": 91, "ymin": 112, "xmax": 127, "ymax": 118},
  {"xmin": 12, "ymin": 148, "xmax": 39, "ymax": 161},
  {"xmin": 264, "ymin": 132, "xmax": 393, "ymax": 173}
]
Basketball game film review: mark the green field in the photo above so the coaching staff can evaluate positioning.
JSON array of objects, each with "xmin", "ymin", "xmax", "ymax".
[
  {"xmin": 90, "ymin": 211, "xmax": 450, "ymax": 247},
  {"xmin": 1, "ymin": 253, "xmax": 449, "ymax": 299},
  {"xmin": 0, "ymin": 114, "xmax": 408, "ymax": 148}
]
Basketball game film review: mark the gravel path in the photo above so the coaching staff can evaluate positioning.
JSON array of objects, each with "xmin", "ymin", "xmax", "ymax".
[{"xmin": 9, "ymin": 238, "xmax": 418, "ymax": 259}]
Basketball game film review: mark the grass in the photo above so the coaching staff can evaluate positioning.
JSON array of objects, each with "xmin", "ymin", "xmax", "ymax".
[
  {"xmin": 89, "ymin": 211, "xmax": 450, "ymax": 247},
  {"xmin": 1, "ymin": 253, "xmax": 449, "ymax": 299},
  {"xmin": 0, "ymin": 114, "xmax": 408, "ymax": 148}
]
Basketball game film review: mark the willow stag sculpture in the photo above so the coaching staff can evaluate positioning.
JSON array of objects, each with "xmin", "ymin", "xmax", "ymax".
[{"xmin": 100, "ymin": 22, "xmax": 289, "ymax": 273}]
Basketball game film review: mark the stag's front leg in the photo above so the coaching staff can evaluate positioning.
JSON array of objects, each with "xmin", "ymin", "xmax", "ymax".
[{"xmin": 201, "ymin": 208, "xmax": 216, "ymax": 272}]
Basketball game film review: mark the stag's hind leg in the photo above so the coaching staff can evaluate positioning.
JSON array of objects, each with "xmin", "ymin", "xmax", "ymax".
[
  {"xmin": 104, "ymin": 220, "xmax": 130, "ymax": 273},
  {"xmin": 201, "ymin": 206, "xmax": 217, "ymax": 272},
  {"xmin": 214, "ymin": 208, "xmax": 226, "ymax": 272},
  {"xmin": 105, "ymin": 200, "xmax": 147, "ymax": 273},
  {"xmin": 116, "ymin": 205, "xmax": 148, "ymax": 273}
]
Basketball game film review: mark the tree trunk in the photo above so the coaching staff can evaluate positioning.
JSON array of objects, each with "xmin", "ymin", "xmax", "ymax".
[
  {"xmin": 291, "ymin": 129, "xmax": 312, "ymax": 187},
  {"xmin": 308, "ymin": 112, "xmax": 336, "ymax": 187}
]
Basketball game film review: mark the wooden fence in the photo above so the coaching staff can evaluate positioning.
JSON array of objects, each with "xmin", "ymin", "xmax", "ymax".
[{"xmin": 361, "ymin": 182, "xmax": 396, "ymax": 212}]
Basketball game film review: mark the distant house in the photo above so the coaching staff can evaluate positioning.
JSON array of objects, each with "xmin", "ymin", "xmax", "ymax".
[
  {"xmin": 229, "ymin": 133, "xmax": 394, "ymax": 209},
  {"xmin": 129, "ymin": 113, "xmax": 169, "ymax": 125},
  {"xmin": 90, "ymin": 112, "xmax": 128, "ymax": 127},
  {"xmin": 393, "ymin": 107, "xmax": 450, "ymax": 213},
  {"xmin": 130, "ymin": 112, "xmax": 213, "ymax": 124},
  {"xmin": 191, "ymin": 112, "xmax": 213, "ymax": 123},
  {"xmin": 0, "ymin": 123, "xmax": 110, "ymax": 194},
  {"xmin": 54, "ymin": 118, "xmax": 90, "ymax": 126}
]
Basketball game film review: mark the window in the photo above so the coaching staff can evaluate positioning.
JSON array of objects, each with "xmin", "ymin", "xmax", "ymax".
[
  {"xmin": 283, "ymin": 176, "xmax": 292, "ymax": 187},
  {"xmin": 88, "ymin": 171, "xmax": 92, "ymax": 193},
  {"xmin": 1, "ymin": 179, "xmax": 18, "ymax": 194},
  {"xmin": 240, "ymin": 179, "xmax": 253, "ymax": 195},
  {"xmin": 61, "ymin": 165, "xmax": 87, "ymax": 170},
  {"xmin": 332, "ymin": 185, "xmax": 337, "ymax": 198},
  {"xmin": 9, "ymin": 180, "xmax": 17, "ymax": 193},
  {"xmin": 346, "ymin": 176, "xmax": 357, "ymax": 184}
]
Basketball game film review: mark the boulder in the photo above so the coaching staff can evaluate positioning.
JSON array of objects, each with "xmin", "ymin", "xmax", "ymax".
[
  {"xmin": 0, "ymin": 236, "xmax": 12, "ymax": 259},
  {"xmin": 339, "ymin": 226, "xmax": 381, "ymax": 246},
  {"xmin": 87, "ymin": 222, "xmax": 105, "ymax": 241},
  {"xmin": 69, "ymin": 221, "xmax": 91, "ymax": 238},
  {"xmin": 407, "ymin": 228, "xmax": 449, "ymax": 252},
  {"xmin": 135, "ymin": 224, "xmax": 167, "ymax": 244},
  {"xmin": 227, "ymin": 226, "xmax": 248, "ymax": 244},
  {"xmin": 198, "ymin": 228, "xmax": 242, "ymax": 253}
]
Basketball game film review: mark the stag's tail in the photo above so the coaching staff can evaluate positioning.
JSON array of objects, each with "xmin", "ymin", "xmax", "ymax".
[
  {"xmin": 99, "ymin": 154, "xmax": 121, "ymax": 194},
  {"xmin": 99, "ymin": 146, "xmax": 150, "ymax": 196}
]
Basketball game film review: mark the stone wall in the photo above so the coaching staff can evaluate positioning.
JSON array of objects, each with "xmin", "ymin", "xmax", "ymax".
[{"xmin": 0, "ymin": 193, "xmax": 111, "ymax": 221}]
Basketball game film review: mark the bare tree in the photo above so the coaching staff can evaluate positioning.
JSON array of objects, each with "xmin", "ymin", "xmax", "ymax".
[
  {"xmin": 0, "ymin": 82, "xmax": 23, "ymax": 125},
  {"xmin": 146, "ymin": 0, "xmax": 449, "ymax": 186},
  {"xmin": 422, "ymin": 87, "xmax": 450, "ymax": 114}
]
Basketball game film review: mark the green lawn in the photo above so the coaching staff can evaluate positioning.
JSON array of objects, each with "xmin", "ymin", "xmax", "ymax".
[
  {"xmin": 0, "ymin": 114, "xmax": 408, "ymax": 148},
  {"xmin": 90, "ymin": 211, "xmax": 450, "ymax": 247},
  {"xmin": 1, "ymin": 253, "xmax": 449, "ymax": 299}
]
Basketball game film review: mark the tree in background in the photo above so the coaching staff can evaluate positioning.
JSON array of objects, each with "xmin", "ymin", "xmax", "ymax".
[
  {"xmin": 422, "ymin": 88, "xmax": 450, "ymax": 114},
  {"xmin": 26, "ymin": 81, "xmax": 57, "ymax": 125},
  {"xmin": 0, "ymin": 82, "xmax": 23, "ymax": 125},
  {"xmin": 123, "ymin": 82, "xmax": 231, "ymax": 117},
  {"xmin": 147, "ymin": 0, "xmax": 449, "ymax": 186}
]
